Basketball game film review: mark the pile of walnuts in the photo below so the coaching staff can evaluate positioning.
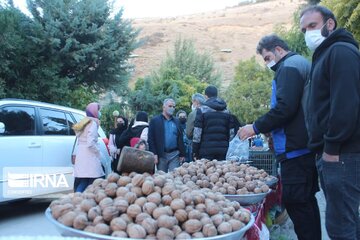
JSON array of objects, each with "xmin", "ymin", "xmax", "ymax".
[
  {"xmin": 50, "ymin": 171, "xmax": 252, "ymax": 239},
  {"xmin": 172, "ymin": 160, "xmax": 276, "ymax": 195}
]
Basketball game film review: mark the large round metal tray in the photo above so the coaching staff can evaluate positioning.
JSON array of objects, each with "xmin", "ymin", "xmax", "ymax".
[
  {"xmin": 224, "ymin": 189, "xmax": 271, "ymax": 205},
  {"xmin": 265, "ymin": 177, "xmax": 278, "ymax": 188},
  {"xmin": 45, "ymin": 208, "xmax": 255, "ymax": 240}
]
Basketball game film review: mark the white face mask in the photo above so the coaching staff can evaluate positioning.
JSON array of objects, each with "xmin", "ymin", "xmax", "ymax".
[
  {"xmin": 266, "ymin": 60, "xmax": 276, "ymax": 69},
  {"xmin": 191, "ymin": 104, "xmax": 196, "ymax": 111},
  {"xmin": 304, "ymin": 21, "xmax": 328, "ymax": 51}
]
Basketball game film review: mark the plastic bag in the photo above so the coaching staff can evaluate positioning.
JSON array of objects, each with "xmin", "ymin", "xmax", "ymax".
[
  {"xmin": 100, "ymin": 151, "xmax": 112, "ymax": 177},
  {"xmin": 226, "ymin": 136, "xmax": 249, "ymax": 162}
]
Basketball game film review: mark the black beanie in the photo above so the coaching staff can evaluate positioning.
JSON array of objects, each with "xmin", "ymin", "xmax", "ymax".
[
  {"xmin": 136, "ymin": 111, "xmax": 148, "ymax": 122},
  {"xmin": 205, "ymin": 85, "xmax": 218, "ymax": 98}
]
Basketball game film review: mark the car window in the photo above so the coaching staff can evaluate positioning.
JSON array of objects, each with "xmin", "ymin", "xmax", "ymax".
[
  {"xmin": 72, "ymin": 113, "xmax": 85, "ymax": 123},
  {"xmin": 0, "ymin": 106, "xmax": 36, "ymax": 136},
  {"xmin": 66, "ymin": 113, "xmax": 76, "ymax": 135},
  {"xmin": 39, "ymin": 108, "xmax": 70, "ymax": 135},
  {"xmin": 71, "ymin": 112, "xmax": 105, "ymax": 138}
]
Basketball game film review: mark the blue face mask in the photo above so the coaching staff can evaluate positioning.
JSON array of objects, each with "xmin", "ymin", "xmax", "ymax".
[
  {"xmin": 166, "ymin": 107, "xmax": 175, "ymax": 116},
  {"xmin": 98, "ymin": 111, "xmax": 102, "ymax": 119}
]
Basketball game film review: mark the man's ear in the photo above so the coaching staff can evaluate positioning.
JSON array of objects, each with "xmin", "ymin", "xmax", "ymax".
[
  {"xmin": 274, "ymin": 46, "xmax": 282, "ymax": 52},
  {"xmin": 328, "ymin": 18, "xmax": 336, "ymax": 31},
  {"xmin": 274, "ymin": 46, "xmax": 285, "ymax": 57}
]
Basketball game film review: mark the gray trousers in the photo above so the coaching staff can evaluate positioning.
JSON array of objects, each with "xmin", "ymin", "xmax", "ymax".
[
  {"xmin": 317, "ymin": 153, "xmax": 360, "ymax": 240},
  {"xmin": 157, "ymin": 150, "xmax": 180, "ymax": 173}
]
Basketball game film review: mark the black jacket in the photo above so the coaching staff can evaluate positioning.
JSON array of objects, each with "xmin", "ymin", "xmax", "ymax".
[
  {"xmin": 148, "ymin": 114, "xmax": 185, "ymax": 158},
  {"xmin": 116, "ymin": 123, "xmax": 148, "ymax": 148},
  {"xmin": 254, "ymin": 52, "xmax": 311, "ymax": 159},
  {"xmin": 307, "ymin": 28, "xmax": 360, "ymax": 154},
  {"xmin": 193, "ymin": 97, "xmax": 234, "ymax": 159}
]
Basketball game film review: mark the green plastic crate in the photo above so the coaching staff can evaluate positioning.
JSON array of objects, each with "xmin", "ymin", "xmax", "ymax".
[{"xmin": 248, "ymin": 150, "xmax": 278, "ymax": 176}]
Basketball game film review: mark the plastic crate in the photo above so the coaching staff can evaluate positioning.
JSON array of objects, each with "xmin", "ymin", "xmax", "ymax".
[{"xmin": 248, "ymin": 150, "xmax": 278, "ymax": 176}]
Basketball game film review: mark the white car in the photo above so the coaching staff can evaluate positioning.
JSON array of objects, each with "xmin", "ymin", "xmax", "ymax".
[{"xmin": 0, "ymin": 98, "xmax": 111, "ymax": 203}]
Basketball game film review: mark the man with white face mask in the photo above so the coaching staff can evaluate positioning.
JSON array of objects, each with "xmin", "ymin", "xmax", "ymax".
[
  {"xmin": 300, "ymin": 5, "xmax": 360, "ymax": 240},
  {"xmin": 238, "ymin": 34, "xmax": 321, "ymax": 240},
  {"xmin": 148, "ymin": 98, "xmax": 185, "ymax": 172}
]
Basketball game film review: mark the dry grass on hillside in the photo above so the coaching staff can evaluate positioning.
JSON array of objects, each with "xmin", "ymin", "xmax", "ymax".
[{"xmin": 128, "ymin": 0, "xmax": 306, "ymax": 88}]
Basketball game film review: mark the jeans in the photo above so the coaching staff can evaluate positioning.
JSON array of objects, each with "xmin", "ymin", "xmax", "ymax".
[
  {"xmin": 74, "ymin": 177, "xmax": 102, "ymax": 192},
  {"xmin": 185, "ymin": 140, "xmax": 193, "ymax": 163},
  {"xmin": 316, "ymin": 153, "xmax": 360, "ymax": 240},
  {"xmin": 157, "ymin": 150, "xmax": 180, "ymax": 173}
]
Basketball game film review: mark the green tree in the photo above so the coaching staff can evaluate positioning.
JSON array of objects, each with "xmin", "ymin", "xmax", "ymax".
[
  {"xmin": 0, "ymin": 7, "xmax": 68, "ymax": 101},
  {"xmin": 0, "ymin": 0, "xmax": 138, "ymax": 109},
  {"xmin": 26, "ymin": 0, "xmax": 139, "ymax": 92},
  {"xmin": 0, "ymin": 78, "xmax": 5, "ymax": 98},
  {"xmin": 127, "ymin": 77, "xmax": 165, "ymax": 117},
  {"xmin": 275, "ymin": 9, "xmax": 310, "ymax": 57},
  {"xmin": 153, "ymin": 38, "xmax": 221, "ymax": 86},
  {"xmin": 322, "ymin": 0, "xmax": 360, "ymax": 43},
  {"xmin": 307, "ymin": 0, "xmax": 320, "ymax": 4},
  {"xmin": 151, "ymin": 67, "xmax": 207, "ymax": 114},
  {"xmin": 225, "ymin": 57, "xmax": 273, "ymax": 124},
  {"xmin": 128, "ymin": 38, "xmax": 215, "ymax": 116}
]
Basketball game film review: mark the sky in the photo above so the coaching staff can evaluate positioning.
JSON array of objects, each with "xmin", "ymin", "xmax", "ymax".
[{"xmin": 11, "ymin": 0, "xmax": 246, "ymax": 19}]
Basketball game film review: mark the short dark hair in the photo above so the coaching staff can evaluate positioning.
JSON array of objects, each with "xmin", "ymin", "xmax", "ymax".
[
  {"xmin": 205, "ymin": 85, "xmax": 218, "ymax": 98},
  {"xmin": 256, "ymin": 34, "xmax": 289, "ymax": 54},
  {"xmin": 176, "ymin": 110, "xmax": 187, "ymax": 118},
  {"xmin": 135, "ymin": 111, "xmax": 148, "ymax": 122},
  {"xmin": 300, "ymin": 5, "xmax": 337, "ymax": 29}
]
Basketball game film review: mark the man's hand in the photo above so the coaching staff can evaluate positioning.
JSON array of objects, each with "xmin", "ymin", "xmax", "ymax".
[
  {"xmin": 322, "ymin": 152, "xmax": 339, "ymax": 162},
  {"xmin": 238, "ymin": 124, "xmax": 256, "ymax": 140},
  {"xmin": 154, "ymin": 155, "xmax": 158, "ymax": 165}
]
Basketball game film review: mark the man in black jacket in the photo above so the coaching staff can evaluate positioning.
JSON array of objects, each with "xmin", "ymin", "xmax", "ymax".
[
  {"xmin": 148, "ymin": 98, "xmax": 185, "ymax": 172},
  {"xmin": 300, "ymin": 6, "xmax": 360, "ymax": 240},
  {"xmin": 238, "ymin": 34, "xmax": 321, "ymax": 240},
  {"xmin": 193, "ymin": 86, "xmax": 234, "ymax": 160}
]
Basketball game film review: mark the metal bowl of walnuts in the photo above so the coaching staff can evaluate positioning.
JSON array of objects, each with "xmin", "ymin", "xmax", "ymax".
[
  {"xmin": 224, "ymin": 189, "xmax": 271, "ymax": 206},
  {"xmin": 45, "ymin": 208, "xmax": 255, "ymax": 240}
]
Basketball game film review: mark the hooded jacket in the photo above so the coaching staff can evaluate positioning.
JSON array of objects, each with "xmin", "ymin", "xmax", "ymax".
[
  {"xmin": 193, "ymin": 97, "xmax": 234, "ymax": 159},
  {"xmin": 116, "ymin": 121, "xmax": 149, "ymax": 148},
  {"xmin": 72, "ymin": 117, "xmax": 104, "ymax": 178},
  {"xmin": 307, "ymin": 28, "xmax": 360, "ymax": 154},
  {"xmin": 253, "ymin": 52, "xmax": 311, "ymax": 160}
]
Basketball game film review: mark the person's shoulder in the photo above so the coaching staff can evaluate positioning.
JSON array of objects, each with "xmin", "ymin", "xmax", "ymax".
[
  {"xmin": 286, "ymin": 53, "xmax": 310, "ymax": 65},
  {"xmin": 282, "ymin": 53, "xmax": 310, "ymax": 74},
  {"xmin": 149, "ymin": 114, "xmax": 162, "ymax": 124},
  {"xmin": 330, "ymin": 41, "xmax": 360, "ymax": 56}
]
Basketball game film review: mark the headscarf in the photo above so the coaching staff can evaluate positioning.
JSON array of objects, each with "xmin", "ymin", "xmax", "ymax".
[
  {"xmin": 86, "ymin": 102, "xmax": 100, "ymax": 119},
  {"xmin": 111, "ymin": 116, "xmax": 128, "ymax": 135}
]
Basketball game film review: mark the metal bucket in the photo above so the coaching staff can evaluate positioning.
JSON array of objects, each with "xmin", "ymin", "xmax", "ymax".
[{"xmin": 117, "ymin": 146, "xmax": 155, "ymax": 174}]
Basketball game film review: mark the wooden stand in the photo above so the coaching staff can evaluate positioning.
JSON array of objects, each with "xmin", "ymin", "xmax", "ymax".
[{"xmin": 117, "ymin": 146, "xmax": 155, "ymax": 174}]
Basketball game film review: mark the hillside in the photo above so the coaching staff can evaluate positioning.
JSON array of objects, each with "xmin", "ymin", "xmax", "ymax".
[{"xmin": 127, "ymin": 0, "xmax": 306, "ymax": 89}]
